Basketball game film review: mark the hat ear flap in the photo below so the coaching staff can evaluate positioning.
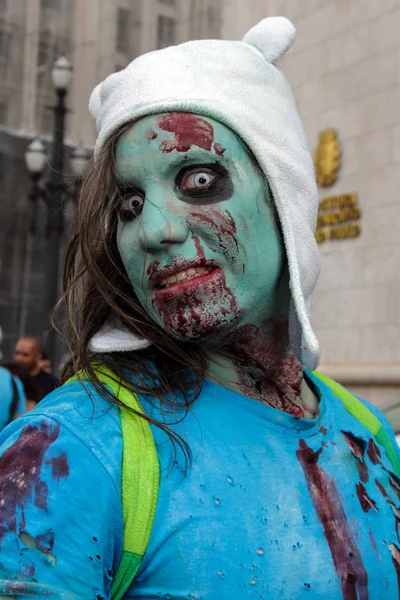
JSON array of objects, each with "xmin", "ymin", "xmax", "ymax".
[
  {"xmin": 89, "ymin": 83, "xmax": 102, "ymax": 120},
  {"xmin": 242, "ymin": 17, "xmax": 296, "ymax": 64}
]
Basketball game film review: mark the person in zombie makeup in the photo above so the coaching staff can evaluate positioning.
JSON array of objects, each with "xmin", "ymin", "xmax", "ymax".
[{"xmin": 0, "ymin": 17, "xmax": 399, "ymax": 600}]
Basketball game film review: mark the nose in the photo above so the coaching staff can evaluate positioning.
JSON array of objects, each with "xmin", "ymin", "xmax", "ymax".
[{"xmin": 137, "ymin": 195, "xmax": 189, "ymax": 251}]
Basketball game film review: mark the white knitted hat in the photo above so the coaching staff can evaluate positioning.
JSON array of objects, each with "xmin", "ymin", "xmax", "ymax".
[{"xmin": 88, "ymin": 17, "xmax": 321, "ymax": 370}]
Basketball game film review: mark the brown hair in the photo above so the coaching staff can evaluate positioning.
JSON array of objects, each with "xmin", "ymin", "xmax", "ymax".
[{"xmin": 59, "ymin": 127, "xmax": 207, "ymax": 463}]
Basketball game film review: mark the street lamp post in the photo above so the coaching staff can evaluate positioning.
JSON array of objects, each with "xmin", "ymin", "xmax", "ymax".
[
  {"xmin": 19, "ymin": 139, "xmax": 48, "ymax": 338},
  {"xmin": 45, "ymin": 57, "xmax": 72, "ymax": 363},
  {"xmin": 23, "ymin": 57, "xmax": 90, "ymax": 366}
]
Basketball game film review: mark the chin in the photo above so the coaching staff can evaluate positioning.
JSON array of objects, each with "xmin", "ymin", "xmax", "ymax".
[{"xmin": 156, "ymin": 308, "xmax": 243, "ymax": 343}]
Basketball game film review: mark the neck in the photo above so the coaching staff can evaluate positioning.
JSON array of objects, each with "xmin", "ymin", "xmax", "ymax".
[
  {"xmin": 205, "ymin": 317, "xmax": 318, "ymax": 419},
  {"xmin": 30, "ymin": 366, "xmax": 40, "ymax": 377}
]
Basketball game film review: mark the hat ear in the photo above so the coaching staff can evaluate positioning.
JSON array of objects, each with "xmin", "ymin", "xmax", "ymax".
[
  {"xmin": 242, "ymin": 17, "xmax": 296, "ymax": 64},
  {"xmin": 89, "ymin": 83, "xmax": 102, "ymax": 120}
]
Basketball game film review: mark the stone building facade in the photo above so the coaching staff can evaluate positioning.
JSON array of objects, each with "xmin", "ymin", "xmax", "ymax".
[{"xmin": 222, "ymin": 0, "xmax": 400, "ymax": 408}]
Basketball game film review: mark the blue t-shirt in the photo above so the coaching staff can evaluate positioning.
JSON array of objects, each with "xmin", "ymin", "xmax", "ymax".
[
  {"xmin": 0, "ymin": 367, "xmax": 26, "ymax": 431},
  {"xmin": 0, "ymin": 371, "xmax": 399, "ymax": 599}
]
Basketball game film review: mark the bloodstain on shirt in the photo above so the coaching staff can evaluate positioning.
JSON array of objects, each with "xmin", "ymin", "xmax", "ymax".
[
  {"xmin": 158, "ymin": 113, "xmax": 214, "ymax": 153},
  {"xmin": 375, "ymin": 478, "xmax": 391, "ymax": 501},
  {"xmin": 355, "ymin": 482, "xmax": 378, "ymax": 513},
  {"xmin": 342, "ymin": 431, "xmax": 369, "ymax": 483},
  {"xmin": 389, "ymin": 472, "xmax": 400, "ymax": 501},
  {"xmin": 297, "ymin": 439, "xmax": 368, "ymax": 600},
  {"xmin": 367, "ymin": 439, "xmax": 382, "ymax": 465},
  {"xmin": 0, "ymin": 421, "xmax": 66, "ymax": 546},
  {"xmin": 34, "ymin": 528, "xmax": 55, "ymax": 555},
  {"xmin": 341, "ymin": 431, "xmax": 365, "ymax": 460},
  {"xmin": 46, "ymin": 452, "xmax": 69, "ymax": 481}
]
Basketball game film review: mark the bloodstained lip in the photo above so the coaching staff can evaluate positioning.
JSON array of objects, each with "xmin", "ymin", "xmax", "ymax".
[
  {"xmin": 149, "ymin": 257, "xmax": 218, "ymax": 288},
  {"xmin": 155, "ymin": 267, "xmax": 222, "ymax": 299}
]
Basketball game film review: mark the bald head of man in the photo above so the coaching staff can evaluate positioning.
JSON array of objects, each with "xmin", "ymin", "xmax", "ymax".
[{"xmin": 14, "ymin": 337, "xmax": 43, "ymax": 376}]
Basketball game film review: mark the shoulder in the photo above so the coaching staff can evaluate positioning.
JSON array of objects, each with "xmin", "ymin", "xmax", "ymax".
[
  {"xmin": 0, "ymin": 366, "xmax": 11, "ymax": 386},
  {"xmin": 3, "ymin": 380, "xmax": 123, "ymax": 487},
  {"xmin": 43, "ymin": 370, "xmax": 58, "ymax": 385}
]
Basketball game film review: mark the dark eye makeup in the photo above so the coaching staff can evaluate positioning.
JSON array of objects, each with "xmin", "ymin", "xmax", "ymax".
[
  {"xmin": 118, "ymin": 184, "xmax": 145, "ymax": 222},
  {"xmin": 118, "ymin": 162, "xmax": 234, "ymax": 222},
  {"xmin": 174, "ymin": 162, "xmax": 234, "ymax": 204}
]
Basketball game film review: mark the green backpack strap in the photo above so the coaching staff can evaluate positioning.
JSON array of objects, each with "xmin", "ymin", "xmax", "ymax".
[
  {"xmin": 67, "ymin": 367, "xmax": 160, "ymax": 600},
  {"xmin": 312, "ymin": 370, "xmax": 400, "ymax": 477}
]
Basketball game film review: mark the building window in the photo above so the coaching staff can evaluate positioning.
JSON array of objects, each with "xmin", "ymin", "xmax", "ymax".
[
  {"xmin": 116, "ymin": 7, "xmax": 130, "ymax": 54},
  {"xmin": 0, "ymin": 0, "xmax": 7, "ymax": 13},
  {"xmin": 37, "ymin": 39, "xmax": 59, "ymax": 67},
  {"xmin": 157, "ymin": 15, "xmax": 175, "ymax": 49},
  {"xmin": 159, "ymin": 0, "xmax": 175, "ymax": 5}
]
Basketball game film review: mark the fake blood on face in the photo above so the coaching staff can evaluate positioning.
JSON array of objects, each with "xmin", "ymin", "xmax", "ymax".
[
  {"xmin": 188, "ymin": 208, "xmax": 239, "ymax": 264},
  {"xmin": 0, "ymin": 421, "xmax": 68, "ymax": 546},
  {"xmin": 158, "ymin": 113, "xmax": 214, "ymax": 153},
  {"xmin": 213, "ymin": 143, "xmax": 226, "ymax": 156},
  {"xmin": 146, "ymin": 128, "xmax": 158, "ymax": 141},
  {"xmin": 152, "ymin": 267, "xmax": 240, "ymax": 339},
  {"xmin": 297, "ymin": 440, "xmax": 368, "ymax": 600}
]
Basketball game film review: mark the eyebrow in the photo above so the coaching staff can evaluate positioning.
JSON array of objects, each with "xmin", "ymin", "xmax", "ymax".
[{"xmin": 116, "ymin": 149, "xmax": 229, "ymax": 187}]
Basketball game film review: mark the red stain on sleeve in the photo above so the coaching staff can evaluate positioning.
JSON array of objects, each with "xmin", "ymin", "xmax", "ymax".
[
  {"xmin": 0, "ymin": 421, "xmax": 62, "ymax": 546},
  {"xmin": 158, "ymin": 113, "xmax": 214, "ymax": 153},
  {"xmin": 297, "ymin": 440, "xmax": 368, "ymax": 600}
]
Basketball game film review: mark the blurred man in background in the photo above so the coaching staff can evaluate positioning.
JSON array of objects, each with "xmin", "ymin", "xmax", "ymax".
[{"xmin": 14, "ymin": 337, "xmax": 58, "ymax": 400}]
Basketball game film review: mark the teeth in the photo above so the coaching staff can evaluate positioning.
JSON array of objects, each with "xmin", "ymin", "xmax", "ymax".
[{"xmin": 160, "ymin": 266, "xmax": 213, "ymax": 288}]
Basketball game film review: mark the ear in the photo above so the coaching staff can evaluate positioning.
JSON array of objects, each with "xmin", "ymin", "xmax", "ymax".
[{"xmin": 242, "ymin": 17, "xmax": 296, "ymax": 64}]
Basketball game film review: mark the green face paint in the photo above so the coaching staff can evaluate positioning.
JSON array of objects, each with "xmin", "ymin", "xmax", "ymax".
[{"xmin": 115, "ymin": 112, "xmax": 289, "ymax": 342}]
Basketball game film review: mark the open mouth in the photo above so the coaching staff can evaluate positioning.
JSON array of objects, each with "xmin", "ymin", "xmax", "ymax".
[{"xmin": 159, "ymin": 265, "xmax": 214, "ymax": 289}]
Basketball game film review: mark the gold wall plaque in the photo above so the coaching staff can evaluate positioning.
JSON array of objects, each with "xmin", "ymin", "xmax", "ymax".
[
  {"xmin": 316, "ymin": 192, "xmax": 362, "ymax": 244},
  {"xmin": 314, "ymin": 128, "xmax": 341, "ymax": 187}
]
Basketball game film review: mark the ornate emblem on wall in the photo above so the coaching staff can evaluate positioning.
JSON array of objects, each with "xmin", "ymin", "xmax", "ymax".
[{"xmin": 314, "ymin": 128, "xmax": 341, "ymax": 187}]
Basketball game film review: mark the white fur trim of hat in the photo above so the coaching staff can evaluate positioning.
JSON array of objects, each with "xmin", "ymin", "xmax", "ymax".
[{"xmin": 88, "ymin": 17, "xmax": 321, "ymax": 370}]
